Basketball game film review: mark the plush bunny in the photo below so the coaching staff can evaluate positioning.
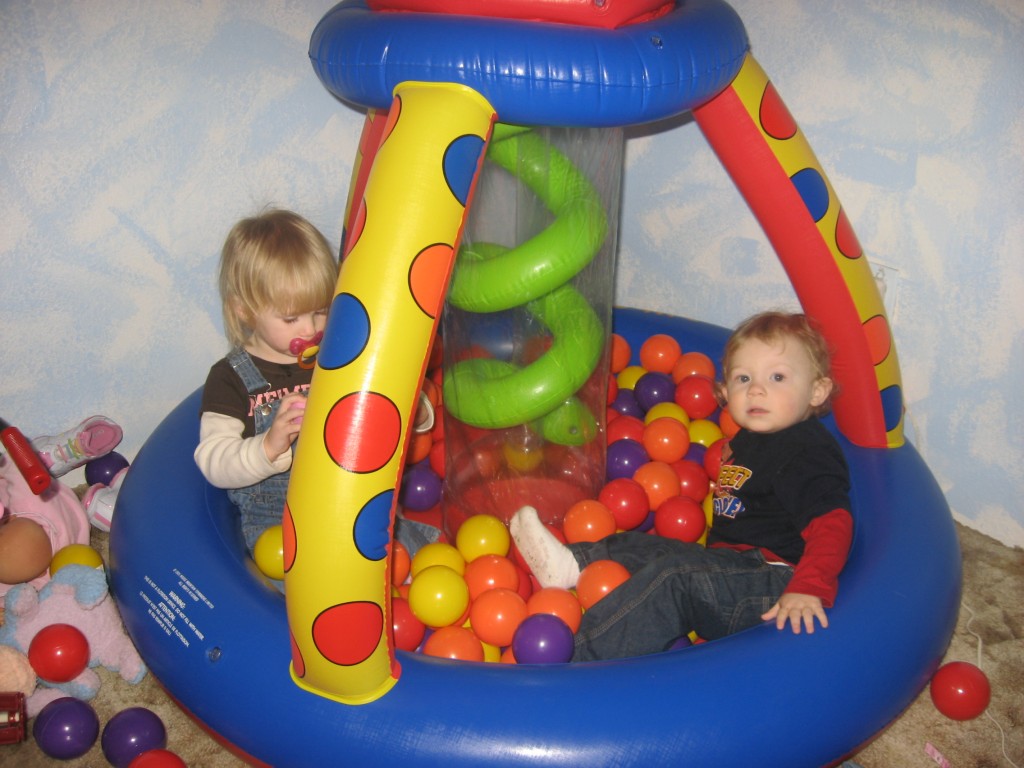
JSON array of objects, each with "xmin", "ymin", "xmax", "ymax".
[{"xmin": 0, "ymin": 563, "xmax": 145, "ymax": 715}]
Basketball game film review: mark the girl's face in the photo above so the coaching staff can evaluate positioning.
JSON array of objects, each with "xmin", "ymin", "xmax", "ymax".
[
  {"xmin": 723, "ymin": 336, "xmax": 831, "ymax": 434},
  {"xmin": 243, "ymin": 305, "xmax": 328, "ymax": 364}
]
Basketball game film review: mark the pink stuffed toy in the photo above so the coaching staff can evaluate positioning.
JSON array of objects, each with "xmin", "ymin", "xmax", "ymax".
[{"xmin": 0, "ymin": 563, "xmax": 146, "ymax": 716}]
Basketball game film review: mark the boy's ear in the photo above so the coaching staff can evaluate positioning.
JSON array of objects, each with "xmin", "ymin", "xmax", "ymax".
[
  {"xmin": 231, "ymin": 298, "xmax": 250, "ymax": 323},
  {"xmin": 715, "ymin": 381, "xmax": 729, "ymax": 407},
  {"xmin": 810, "ymin": 377, "xmax": 834, "ymax": 408}
]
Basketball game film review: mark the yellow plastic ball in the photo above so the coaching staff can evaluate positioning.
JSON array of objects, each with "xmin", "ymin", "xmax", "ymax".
[
  {"xmin": 410, "ymin": 542, "xmax": 466, "ymax": 578},
  {"xmin": 616, "ymin": 365, "xmax": 647, "ymax": 391},
  {"xmin": 253, "ymin": 525, "xmax": 285, "ymax": 581},
  {"xmin": 407, "ymin": 564, "xmax": 470, "ymax": 628},
  {"xmin": 688, "ymin": 418, "xmax": 724, "ymax": 448},
  {"xmin": 50, "ymin": 543, "xmax": 104, "ymax": 577},
  {"xmin": 644, "ymin": 402, "xmax": 691, "ymax": 426},
  {"xmin": 455, "ymin": 514, "xmax": 511, "ymax": 561}
]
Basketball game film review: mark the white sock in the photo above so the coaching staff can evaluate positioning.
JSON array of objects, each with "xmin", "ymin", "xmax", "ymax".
[{"xmin": 509, "ymin": 505, "xmax": 580, "ymax": 589}]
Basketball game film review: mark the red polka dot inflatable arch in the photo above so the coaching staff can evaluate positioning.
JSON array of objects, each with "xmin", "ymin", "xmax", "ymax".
[{"xmin": 110, "ymin": 2, "xmax": 960, "ymax": 765}]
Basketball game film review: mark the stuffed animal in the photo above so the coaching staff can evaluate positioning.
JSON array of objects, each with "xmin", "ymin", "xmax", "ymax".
[
  {"xmin": 0, "ymin": 563, "xmax": 145, "ymax": 715},
  {"xmin": 0, "ymin": 643, "xmax": 71, "ymax": 720}
]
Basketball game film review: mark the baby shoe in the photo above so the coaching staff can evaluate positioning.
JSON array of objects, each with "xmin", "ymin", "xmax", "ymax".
[
  {"xmin": 82, "ymin": 466, "xmax": 128, "ymax": 533},
  {"xmin": 414, "ymin": 391, "xmax": 435, "ymax": 434},
  {"xmin": 32, "ymin": 415, "xmax": 123, "ymax": 477}
]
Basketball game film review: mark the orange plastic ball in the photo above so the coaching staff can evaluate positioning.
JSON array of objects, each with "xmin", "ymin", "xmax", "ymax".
[
  {"xmin": 671, "ymin": 351, "xmax": 717, "ymax": 383},
  {"xmin": 610, "ymin": 334, "xmax": 631, "ymax": 374},
  {"xmin": 718, "ymin": 407, "xmax": 740, "ymax": 438},
  {"xmin": 422, "ymin": 625, "xmax": 484, "ymax": 662},
  {"xmin": 576, "ymin": 560, "xmax": 630, "ymax": 610},
  {"xmin": 407, "ymin": 431, "xmax": 433, "ymax": 465},
  {"xmin": 639, "ymin": 334, "xmax": 682, "ymax": 374},
  {"xmin": 562, "ymin": 499, "xmax": 617, "ymax": 543},
  {"xmin": 469, "ymin": 588, "xmax": 529, "ymax": 648},
  {"xmin": 633, "ymin": 460, "xmax": 682, "ymax": 510},
  {"xmin": 526, "ymin": 587, "xmax": 583, "ymax": 633},
  {"xmin": 642, "ymin": 417, "xmax": 691, "ymax": 464},
  {"xmin": 463, "ymin": 554, "xmax": 520, "ymax": 600}
]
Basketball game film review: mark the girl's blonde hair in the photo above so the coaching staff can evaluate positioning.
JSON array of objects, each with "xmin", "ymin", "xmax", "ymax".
[
  {"xmin": 218, "ymin": 209, "xmax": 337, "ymax": 347},
  {"xmin": 722, "ymin": 311, "xmax": 836, "ymax": 416}
]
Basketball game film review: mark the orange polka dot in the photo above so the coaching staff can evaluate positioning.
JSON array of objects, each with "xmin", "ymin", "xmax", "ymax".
[
  {"xmin": 325, "ymin": 392, "xmax": 401, "ymax": 473},
  {"xmin": 409, "ymin": 243, "xmax": 455, "ymax": 318},
  {"xmin": 863, "ymin": 315, "xmax": 893, "ymax": 366}
]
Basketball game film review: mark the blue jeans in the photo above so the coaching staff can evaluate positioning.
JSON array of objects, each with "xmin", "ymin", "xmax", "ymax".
[{"xmin": 567, "ymin": 532, "xmax": 793, "ymax": 661}]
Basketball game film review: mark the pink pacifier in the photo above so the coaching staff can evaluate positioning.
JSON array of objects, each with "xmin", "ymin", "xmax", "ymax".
[{"xmin": 291, "ymin": 331, "xmax": 324, "ymax": 369}]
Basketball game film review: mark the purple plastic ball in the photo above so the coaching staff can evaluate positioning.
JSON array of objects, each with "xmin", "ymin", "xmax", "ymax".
[
  {"xmin": 400, "ymin": 462, "xmax": 442, "ymax": 511},
  {"xmin": 101, "ymin": 706, "xmax": 167, "ymax": 768},
  {"xmin": 85, "ymin": 450, "xmax": 130, "ymax": 486},
  {"xmin": 610, "ymin": 388, "xmax": 643, "ymax": 420},
  {"xmin": 632, "ymin": 371, "xmax": 675, "ymax": 413},
  {"xmin": 33, "ymin": 697, "xmax": 100, "ymax": 760},
  {"xmin": 511, "ymin": 613, "xmax": 574, "ymax": 664},
  {"xmin": 606, "ymin": 439, "xmax": 650, "ymax": 481}
]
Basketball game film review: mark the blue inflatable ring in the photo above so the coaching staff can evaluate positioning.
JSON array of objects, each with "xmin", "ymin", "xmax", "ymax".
[
  {"xmin": 109, "ymin": 308, "xmax": 961, "ymax": 768},
  {"xmin": 308, "ymin": 0, "xmax": 750, "ymax": 126}
]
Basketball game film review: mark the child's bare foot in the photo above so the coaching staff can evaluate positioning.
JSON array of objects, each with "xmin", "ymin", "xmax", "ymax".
[{"xmin": 509, "ymin": 505, "xmax": 580, "ymax": 589}]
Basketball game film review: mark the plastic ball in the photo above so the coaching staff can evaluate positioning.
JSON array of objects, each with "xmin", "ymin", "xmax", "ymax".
[
  {"xmin": 422, "ymin": 625, "xmax": 484, "ymax": 661},
  {"xmin": 674, "ymin": 374, "xmax": 720, "ymax": 420},
  {"xmin": 84, "ymin": 450, "xmax": 130, "ymax": 486},
  {"xmin": 391, "ymin": 540, "xmax": 411, "ymax": 587},
  {"xmin": 670, "ymin": 459, "xmax": 712, "ymax": 503},
  {"xmin": 455, "ymin": 513, "xmax": 511, "ymax": 561},
  {"xmin": 411, "ymin": 542, "xmax": 466, "ymax": 578},
  {"xmin": 671, "ymin": 351, "xmax": 716, "ymax": 383},
  {"xmin": 406, "ymin": 430, "xmax": 433, "ymax": 465},
  {"xmin": 598, "ymin": 477, "xmax": 650, "ymax": 531},
  {"xmin": 610, "ymin": 388, "xmax": 644, "ymax": 420},
  {"xmin": 643, "ymin": 401, "xmax": 690, "ymax": 426},
  {"xmin": 33, "ymin": 697, "xmax": 100, "ymax": 760},
  {"xmin": 929, "ymin": 661, "xmax": 991, "ymax": 720},
  {"xmin": 470, "ymin": 587, "xmax": 529, "ymax": 647},
  {"xmin": 392, "ymin": 596, "xmax": 427, "ymax": 652},
  {"xmin": 654, "ymin": 496, "xmax": 708, "ymax": 543},
  {"xmin": 616, "ymin": 364, "xmax": 647, "ymax": 391},
  {"xmin": 638, "ymin": 333, "xmax": 682, "ymax": 374},
  {"xmin": 464, "ymin": 554, "xmax": 520, "ymax": 600},
  {"xmin": 428, "ymin": 437, "xmax": 446, "ymax": 477},
  {"xmin": 400, "ymin": 462, "xmax": 442, "ymax": 511},
  {"xmin": 642, "ymin": 417, "xmax": 691, "ymax": 464},
  {"xmin": 703, "ymin": 438, "xmax": 728, "ymax": 482},
  {"xmin": 606, "ymin": 414, "xmax": 646, "ymax": 444},
  {"xmin": 562, "ymin": 499, "xmax": 617, "ymax": 544},
  {"xmin": 128, "ymin": 749, "xmax": 188, "ymax": 768},
  {"xmin": 101, "ymin": 707, "xmax": 167, "ymax": 768},
  {"xmin": 511, "ymin": 613, "xmax": 574, "ymax": 664},
  {"xmin": 606, "ymin": 438, "xmax": 650, "ymax": 481},
  {"xmin": 633, "ymin": 460, "xmax": 682, "ymax": 511},
  {"xmin": 526, "ymin": 587, "xmax": 583, "ymax": 633},
  {"xmin": 718, "ymin": 406, "xmax": 740, "ymax": 438},
  {"xmin": 253, "ymin": 525, "xmax": 285, "ymax": 580},
  {"xmin": 633, "ymin": 371, "xmax": 676, "ymax": 413},
  {"xmin": 576, "ymin": 559, "xmax": 630, "ymax": 610},
  {"xmin": 502, "ymin": 439, "xmax": 545, "ymax": 473},
  {"xmin": 28, "ymin": 623, "xmax": 90, "ymax": 683},
  {"xmin": 407, "ymin": 564, "xmax": 470, "ymax": 628},
  {"xmin": 610, "ymin": 333, "xmax": 631, "ymax": 373},
  {"xmin": 688, "ymin": 418, "xmax": 724, "ymax": 448},
  {"xmin": 50, "ymin": 543, "xmax": 104, "ymax": 576}
]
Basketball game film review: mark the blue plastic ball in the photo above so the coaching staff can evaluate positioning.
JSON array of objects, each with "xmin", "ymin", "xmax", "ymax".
[
  {"xmin": 101, "ymin": 706, "xmax": 167, "ymax": 768},
  {"xmin": 610, "ymin": 388, "xmax": 643, "ymax": 419},
  {"xmin": 85, "ymin": 450, "xmax": 130, "ymax": 486},
  {"xmin": 400, "ymin": 462, "xmax": 442, "ymax": 511},
  {"xmin": 606, "ymin": 439, "xmax": 650, "ymax": 481},
  {"xmin": 632, "ymin": 371, "xmax": 675, "ymax": 413},
  {"xmin": 33, "ymin": 697, "xmax": 100, "ymax": 760}
]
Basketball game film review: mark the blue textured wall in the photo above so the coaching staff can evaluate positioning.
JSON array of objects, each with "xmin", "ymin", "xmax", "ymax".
[{"xmin": 2, "ymin": 1, "xmax": 1021, "ymax": 547}]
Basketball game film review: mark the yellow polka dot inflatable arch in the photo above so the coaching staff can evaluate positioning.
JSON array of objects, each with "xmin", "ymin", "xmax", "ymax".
[{"xmin": 109, "ymin": 2, "xmax": 961, "ymax": 765}]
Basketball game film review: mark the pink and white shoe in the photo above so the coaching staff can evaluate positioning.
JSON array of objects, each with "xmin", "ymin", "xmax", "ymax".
[
  {"xmin": 82, "ymin": 466, "xmax": 128, "ymax": 533},
  {"xmin": 32, "ymin": 415, "xmax": 122, "ymax": 477}
]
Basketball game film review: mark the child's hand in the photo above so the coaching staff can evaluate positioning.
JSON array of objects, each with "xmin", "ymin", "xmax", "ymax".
[
  {"xmin": 762, "ymin": 592, "xmax": 828, "ymax": 634},
  {"xmin": 262, "ymin": 393, "xmax": 307, "ymax": 462}
]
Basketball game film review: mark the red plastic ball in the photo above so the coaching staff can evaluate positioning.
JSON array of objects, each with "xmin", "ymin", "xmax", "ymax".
[
  {"xmin": 674, "ymin": 374, "xmax": 719, "ymax": 420},
  {"xmin": 703, "ymin": 438, "xmax": 728, "ymax": 483},
  {"xmin": 670, "ymin": 459, "xmax": 711, "ymax": 502},
  {"xmin": 28, "ymin": 623, "xmax": 90, "ymax": 683},
  {"xmin": 128, "ymin": 749, "xmax": 188, "ymax": 768},
  {"xmin": 598, "ymin": 477, "xmax": 650, "ymax": 531},
  {"xmin": 606, "ymin": 414, "xmax": 646, "ymax": 445},
  {"xmin": 654, "ymin": 496, "xmax": 707, "ymax": 543},
  {"xmin": 392, "ymin": 597, "xmax": 426, "ymax": 652},
  {"xmin": 929, "ymin": 661, "xmax": 991, "ymax": 720}
]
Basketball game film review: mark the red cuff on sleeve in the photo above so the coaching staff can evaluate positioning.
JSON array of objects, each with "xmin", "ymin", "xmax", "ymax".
[{"xmin": 783, "ymin": 508, "xmax": 854, "ymax": 607}]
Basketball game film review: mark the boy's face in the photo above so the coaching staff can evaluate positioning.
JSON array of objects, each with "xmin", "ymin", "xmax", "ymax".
[
  {"xmin": 722, "ymin": 337, "xmax": 831, "ymax": 434},
  {"xmin": 243, "ymin": 305, "xmax": 328, "ymax": 364}
]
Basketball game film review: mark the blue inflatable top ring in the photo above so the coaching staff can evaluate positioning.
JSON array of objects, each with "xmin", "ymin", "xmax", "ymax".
[{"xmin": 309, "ymin": 0, "xmax": 750, "ymax": 126}]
